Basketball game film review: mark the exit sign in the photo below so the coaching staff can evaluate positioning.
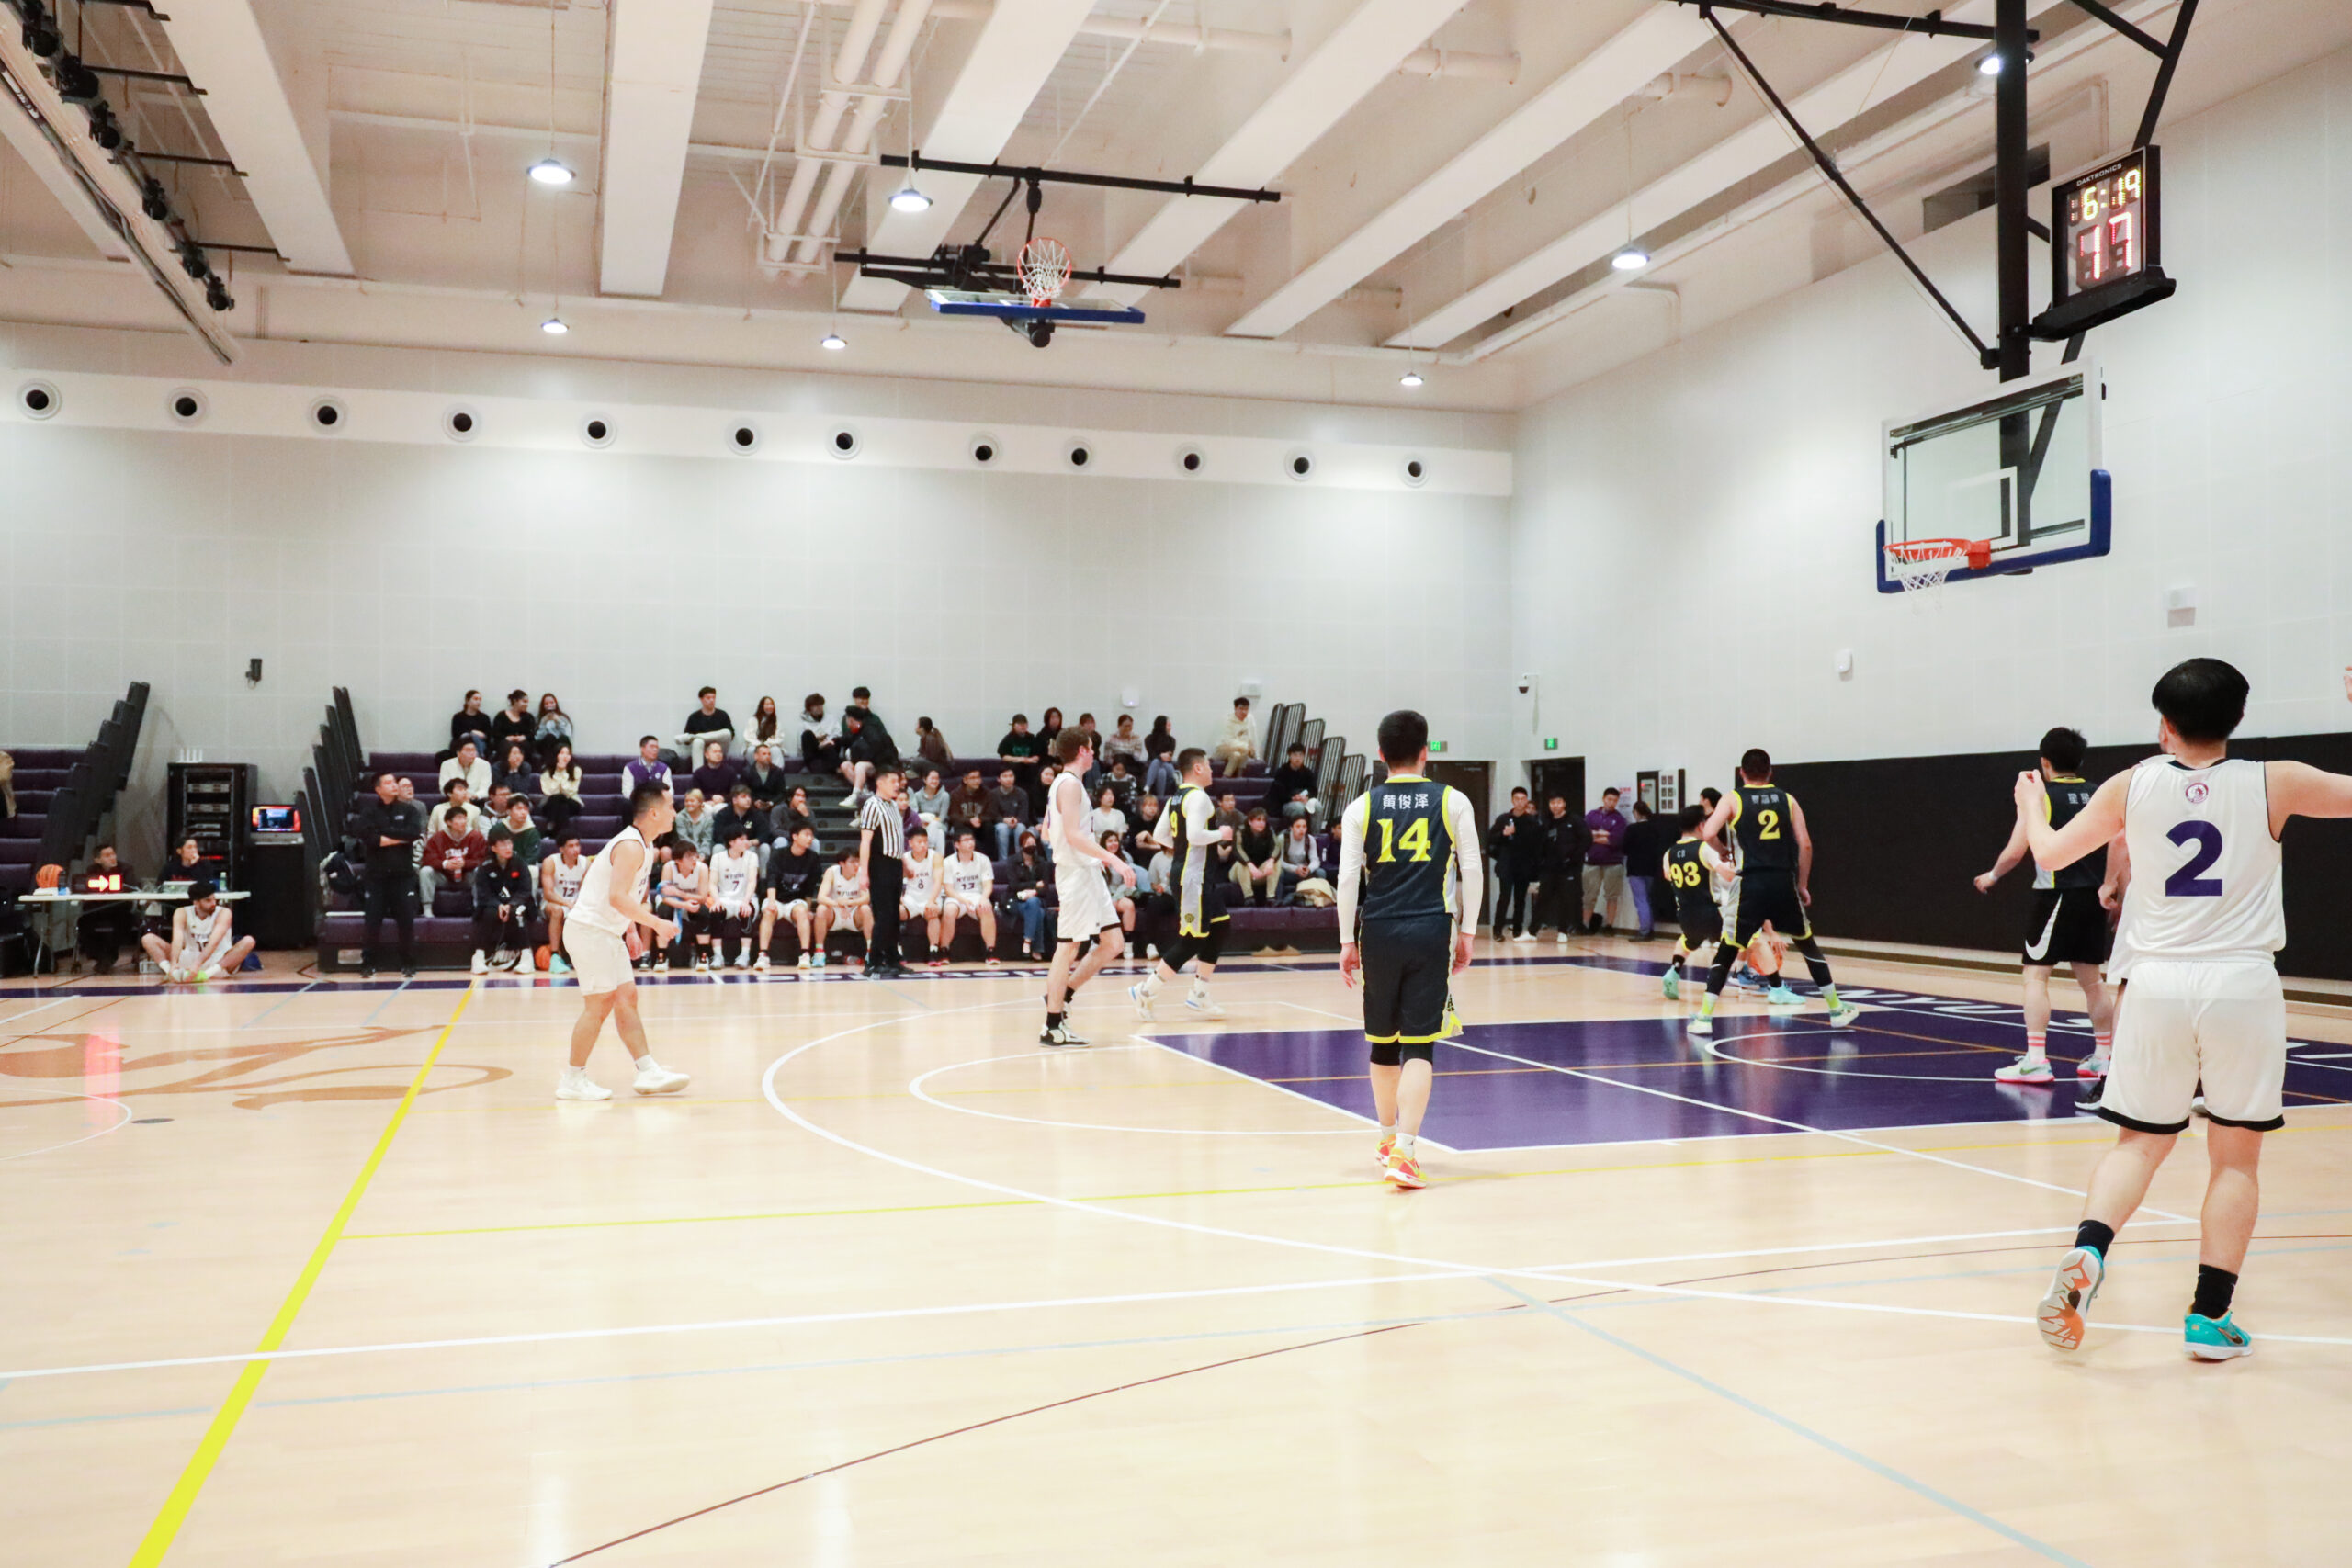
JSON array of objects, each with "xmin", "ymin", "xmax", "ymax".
[
  {"xmin": 1429, "ymin": 740, "xmax": 1448, "ymax": 754},
  {"xmin": 1543, "ymin": 738, "xmax": 1559, "ymax": 750}
]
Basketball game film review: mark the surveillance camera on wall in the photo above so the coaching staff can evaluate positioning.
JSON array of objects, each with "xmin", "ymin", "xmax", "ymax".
[{"xmin": 1517, "ymin": 674, "xmax": 1536, "ymax": 694}]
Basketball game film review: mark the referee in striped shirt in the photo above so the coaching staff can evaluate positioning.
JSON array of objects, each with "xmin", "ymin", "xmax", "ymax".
[{"xmin": 858, "ymin": 764, "xmax": 909, "ymax": 978}]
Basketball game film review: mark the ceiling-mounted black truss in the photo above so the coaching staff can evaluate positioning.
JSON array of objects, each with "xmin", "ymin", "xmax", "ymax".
[
  {"xmin": 1668, "ymin": 0, "xmax": 2030, "ymax": 43},
  {"xmin": 879, "ymin": 152, "xmax": 1280, "ymax": 205},
  {"xmin": 837, "ymin": 248, "xmax": 1180, "ymax": 294}
]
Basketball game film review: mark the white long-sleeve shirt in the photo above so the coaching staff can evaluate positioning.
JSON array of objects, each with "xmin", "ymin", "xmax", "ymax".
[{"xmin": 1335, "ymin": 784, "xmax": 1484, "ymax": 936}]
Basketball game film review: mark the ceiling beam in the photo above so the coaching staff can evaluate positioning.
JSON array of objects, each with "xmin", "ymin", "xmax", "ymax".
[
  {"xmin": 1088, "ymin": 0, "xmax": 1474, "ymax": 310},
  {"xmin": 1226, "ymin": 6, "xmax": 1709, "ymax": 339},
  {"xmin": 0, "ymin": 83, "xmax": 132, "ymax": 260},
  {"xmin": 838, "ymin": 0, "xmax": 1099, "ymax": 312},
  {"xmin": 594, "ymin": 0, "xmax": 718, "ymax": 298},
  {"xmin": 152, "ymin": 0, "xmax": 351, "ymax": 276}
]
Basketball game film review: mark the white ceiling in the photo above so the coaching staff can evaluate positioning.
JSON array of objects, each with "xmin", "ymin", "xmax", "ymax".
[{"xmin": 0, "ymin": 0, "xmax": 2347, "ymax": 409}]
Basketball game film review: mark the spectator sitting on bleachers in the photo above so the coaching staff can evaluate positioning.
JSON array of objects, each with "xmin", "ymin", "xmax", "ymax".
[
  {"xmin": 749, "ymin": 694, "xmax": 785, "ymax": 758},
  {"xmin": 448, "ymin": 690, "xmax": 491, "ymax": 758},
  {"xmin": 1130, "ymin": 793, "xmax": 1166, "ymax": 853},
  {"xmin": 910, "ymin": 768, "xmax": 953, "ymax": 834},
  {"xmin": 539, "ymin": 743, "xmax": 583, "ymax": 835},
  {"xmin": 914, "ymin": 716, "xmax": 952, "ymax": 772},
  {"xmin": 842, "ymin": 685, "xmax": 880, "ymax": 739},
  {"xmin": 626, "ymin": 735, "xmax": 673, "ymax": 797},
  {"xmin": 1234, "ymin": 806, "xmax": 1280, "ymax": 907},
  {"xmin": 943, "ymin": 768, "xmax": 987, "ymax": 850},
  {"xmin": 469, "ymin": 826, "xmax": 536, "ymax": 973},
  {"xmin": 398, "ymin": 778, "xmax": 428, "ymax": 863},
  {"xmin": 1074, "ymin": 713, "xmax": 1103, "ymax": 772},
  {"xmin": 1269, "ymin": 743, "xmax": 1322, "ymax": 823},
  {"xmin": 901, "ymin": 828, "xmax": 944, "ymax": 966},
  {"xmin": 1087, "ymin": 784, "xmax": 1127, "ymax": 842},
  {"xmin": 533, "ymin": 692, "xmax": 572, "ymax": 767},
  {"xmin": 540, "ymin": 832, "xmax": 586, "ymax": 973},
  {"xmin": 439, "ymin": 739, "xmax": 491, "ymax": 799},
  {"xmin": 841, "ymin": 709, "xmax": 897, "ymax": 803},
  {"xmin": 1100, "ymin": 829, "xmax": 1140, "ymax": 939},
  {"xmin": 478, "ymin": 782, "xmax": 517, "ymax": 835},
  {"xmin": 1146, "ymin": 840, "xmax": 1174, "ymax": 917},
  {"xmin": 494, "ymin": 739, "xmax": 537, "ymax": 802},
  {"xmin": 656, "ymin": 839, "xmax": 714, "ymax": 973},
  {"xmin": 1103, "ymin": 755, "xmax": 1140, "ymax": 817},
  {"xmin": 419, "ymin": 808, "xmax": 488, "ymax": 908},
  {"xmin": 799, "ymin": 694, "xmax": 838, "ymax": 774},
  {"xmin": 757, "ymin": 823, "xmax": 824, "ymax": 969},
  {"xmin": 939, "ymin": 828, "xmax": 997, "ymax": 964},
  {"xmin": 1213, "ymin": 697, "xmax": 1256, "ymax": 777},
  {"xmin": 996, "ymin": 713, "xmax": 1042, "ymax": 799},
  {"xmin": 489, "ymin": 689, "xmax": 534, "ymax": 756},
  {"xmin": 673, "ymin": 788, "xmax": 715, "ymax": 858},
  {"xmin": 1103, "ymin": 714, "xmax": 1148, "ymax": 771},
  {"xmin": 1278, "ymin": 813, "xmax": 1325, "ymax": 904},
  {"xmin": 1002, "ymin": 829, "xmax": 1050, "ymax": 961},
  {"xmin": 709, "ymin": 826, "xmax": 763, "ymax": 969},
  {"xmin": 0, "ymin": 748, "xmax": 13, "ymax": 818},
  {"xmin": 771, "ymin": 785, "xmax": 815, "ymax": 849},
  {"xmin": 681, "ymin": 686, "xmax": 733, "ymax": 761},
  {"xmin": 713, "ymin": 784, "xmax": 765, "ymax": 869},
  {"xmin": 428, "ymin": 779, "xmax": 483, "ymax": 840},
  {"xmin": 1213, "ymin": 788, "xmax": 1245, "ymax": 840},
  {"xmin": 742, "ymin": 744, "xmax": 787, "ymax": 814},
  {"xmin": 497, "ymin": 795, "xmax": 542, "ymax": 865},
  {"xmin": 692, "ymin": 739, "xmax": 738, "ymax": 802},
  {"xmin": 817, "ymin": 844, "xmax": 871, "ymax": 959},
  {"xmin": 1143, "ymin": 716, "xmax": 1178, "ymax": 798},
  {"xmin": 986, "ymin": 768, "xmax": 1028, "ymax": 861},
  {"xmin": 1035, "ymin": 707, "xmax": 1065, "ymax": 755}
]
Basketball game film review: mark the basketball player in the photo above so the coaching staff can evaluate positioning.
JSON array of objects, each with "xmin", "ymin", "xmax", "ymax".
[
  {"xmin": 141, "ymin": 880, "xmax": 254, "ymax": 984},
  {"xmin": 1128, "ymin": 748, "xmax": 1233, "ymax": 1020},
  {"xmin": 1690, "ymin": 750, "xmax": 1860, "ymax": 1037},
  {"xmin": 1041, "ymin": 728, "xmax": 1134, "ymax": 1046},
  {"xmin": 1337, "ymin": 710, "xmax": 1482, "ymax": 1190},
  {"xmin": 900, "ymin": 827, "xmax": 945, "ymax": 965},
  {"xmin": 708, "ymin": 826, "xmax": 763, "ymax": 969},
  {"xmin": 558, "ymin": 782, "xmax": 691, "ymax": 1100},
  {"xmin": 2021, "ymin": 659, "xmax": 2352, "ymax": 1360},
  {"xmin": 1974, "ymin": 726, "xmax": 2120, "ymax": 1084},
  {"xmin": 540, "ymin": 832, "xmax": 587, "ymax": 975},
  {"xmin": 1658, "ymin": 807, "xmax": 1727, "ymax": 1001},
  {"xmin": 937, "ymin": 828, "xmax": 999, "ymax": 964}
]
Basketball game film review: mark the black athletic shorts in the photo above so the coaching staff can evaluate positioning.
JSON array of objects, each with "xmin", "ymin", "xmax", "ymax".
[
  {"xmin": 2024, "ymin": 886, "xmax": 2110, "ymax": 967},
  {"xmin": 1361, "ymin": 914, "xmax": 1457, "ymax": 1064},
  {"xmin": 1677, "ymin": 903, "xmax": 1724, "ymax": 950},
  {"xmin": 1160, "ymin": 916, "xmax": 1228, "ymax": 970},
  {"xmin": 1722, "ymin": 870, "xmax": 1810, "ymax": 947}
]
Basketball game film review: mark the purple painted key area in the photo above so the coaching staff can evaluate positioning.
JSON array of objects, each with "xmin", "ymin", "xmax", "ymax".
[{"xmin": 1151, "ymin": 964, "xmax": 2348, "ymax": 1152}]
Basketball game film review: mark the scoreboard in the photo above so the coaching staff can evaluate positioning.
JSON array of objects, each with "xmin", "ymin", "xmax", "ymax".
[{"xmin": 2033, "ymin": 146, "xmax": 2174, "ymax": 339}]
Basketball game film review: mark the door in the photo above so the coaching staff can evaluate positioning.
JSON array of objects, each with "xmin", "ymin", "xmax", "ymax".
[
  {"xmin": 1530, "ymin": 758, "xmax": 1585, "ymax": 818},
  {"xmin": 1428, "ymin": 761, "xmax": 1494, "ymax": 859}
]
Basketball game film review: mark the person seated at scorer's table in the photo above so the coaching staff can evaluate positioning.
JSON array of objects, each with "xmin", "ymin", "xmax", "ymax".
[
  {"xmin": 160, "ymin": 834, "xmax": 207, "ymax": 884},
  {"xmin": 141, "ymin": 879, "xmax": 255, "ymax": 984},
  {"xmin": 679, "ymin": 686, "xmax": 733, "ymax": 761},
  {"xmin": 74, "ymin": 844, "xmax": 140, "ymax": 972},
  {"xmin": 438, "ymin": 739, "xmax": 492, "ymax": 800},
  {"xmin": 469, "ymin": 826, "xmax": 537, "ymax": 974}
]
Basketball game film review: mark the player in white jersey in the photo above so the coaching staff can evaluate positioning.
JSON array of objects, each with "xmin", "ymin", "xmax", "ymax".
[
  {"xmin": 708, "ymin": 827, "xmax": 763, "ymax": 968},
  {"xmin": 937, "ymin": 827, "xmax": 999, "ymax": 964},
  {"xmin": 141, "ymin": 880, "xmax": 254, "ymax": 983},
  {"xmin": 558, "ymin": 782, "xmax": 691, "ymax": 1100},
  {"xmin": 900, "ymin": 829, "xmax": 945, "ymax": 964},
  {"xmin": 540, "ymin": 833, "xmax": 589, "ymax": 975},
  {"xmin": 1041, "ymin": 728, "xmax": 1135, "ymax": 1046},
  {"xmin": 2016, "ymin": 659, "xmax": 2352, "ymax": 1361}
]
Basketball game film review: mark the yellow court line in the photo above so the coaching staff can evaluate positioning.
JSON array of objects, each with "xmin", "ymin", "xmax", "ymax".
[
  {"xmin": 346, "ymin": 1196, "xmax": 1035, "ymax": 1240},
  {"xmin": 125, "ymin": 982, "xmax": 479, "ymax": 1568}
]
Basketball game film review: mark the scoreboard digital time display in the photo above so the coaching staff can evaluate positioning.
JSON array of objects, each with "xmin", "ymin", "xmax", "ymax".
[{"xmin": 2034, "ymin": 145, "xmax": 2173, "ymax": 340}]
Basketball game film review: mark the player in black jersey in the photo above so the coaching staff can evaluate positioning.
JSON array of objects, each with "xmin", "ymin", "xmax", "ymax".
[
  {"xmin": 1973, "ymin": 726, "xmax": 2119, "ymax": 1087},
  {"xmin": 1660, "ymin": 806, "xmax": 1728, "ymax": 1000},
  {"xmin": 1128, "ymin": 748, "xmax": 1234, "ymax": 1020},
  {"xmin": 1337, "ymin": 710, "xmax": 1484, "ymax": 1190},
  {"xmin": 1691, "ymin": 749, "xmax": 1860, "ymax": 1035}
]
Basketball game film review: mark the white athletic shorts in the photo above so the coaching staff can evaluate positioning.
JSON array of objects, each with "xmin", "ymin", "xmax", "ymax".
[
  {"xmin": 763, "ymin": 895, "xmax": 810, "ymax": 919},
  {"xmin": 563, "ymin": 922, "xmax": 636, "ymax": 996},
  {"xmin": 1055, "ymin": 858, "xmax": 1118, "ymax": 942},
  {"xmin": 902, "ymin": 897, "xmax": 932, "ymax": 920},
  {"xmin": 2102, "ymin": 959, "xmax": 2287, "ymax": 1134},
  {"xmin": 946, "ymin": 894, "xmax": 988, "ymax": 917}
]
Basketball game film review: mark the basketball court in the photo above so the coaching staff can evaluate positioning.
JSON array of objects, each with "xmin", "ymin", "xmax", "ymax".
[{"xmin": 8, "ymin": 946, "xmax": 2352, "ymax": 1564}]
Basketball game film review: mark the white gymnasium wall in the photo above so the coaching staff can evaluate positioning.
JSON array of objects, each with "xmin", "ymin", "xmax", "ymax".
[
  {"xmin": 0, "ymin": 325, "xmax": 1513, "ymax": 861},
  {"xmin": 1509, "ymin": 42, "xmax": 2352, "ymax": 799}
]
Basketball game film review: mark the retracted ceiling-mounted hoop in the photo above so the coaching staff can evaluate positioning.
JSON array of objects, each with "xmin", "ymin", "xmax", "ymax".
[
  {"xmin": 1016, "ymin": 237, "xmax": 1073, "ymax": 307},
  {"xmin": 1883, "ymin": 536, "xmax": 1991, "ymax": 598}
]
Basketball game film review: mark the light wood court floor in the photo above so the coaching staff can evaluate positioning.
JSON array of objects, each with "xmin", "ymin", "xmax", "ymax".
[{"xmin": 6, "ymin": 941, "xmax": 2351, "ymax": 1565}]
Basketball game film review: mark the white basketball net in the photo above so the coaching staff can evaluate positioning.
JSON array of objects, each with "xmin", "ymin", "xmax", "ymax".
[
  {"xmin": 1884, "ymin": 539, "xmax": 1973, "ymax": 596},
  {"xmin": 1017, "ymin": 237, "xmax": 1073, "ymax": 307}
]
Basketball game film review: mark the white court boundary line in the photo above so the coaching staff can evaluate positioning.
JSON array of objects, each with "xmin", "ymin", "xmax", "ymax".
[
  {"xmin": 0, "ymin": 1092, "xmax": 131, "ymax": 1162},
  {"xmin": 908, "ymin": 1047, "xmax": 1366, "ymax": 1137}
]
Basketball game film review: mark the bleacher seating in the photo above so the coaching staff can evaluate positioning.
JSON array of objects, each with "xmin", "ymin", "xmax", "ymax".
[{"xmin": 0, "ymin": 748, "xmax": 79, "ymax": 902}]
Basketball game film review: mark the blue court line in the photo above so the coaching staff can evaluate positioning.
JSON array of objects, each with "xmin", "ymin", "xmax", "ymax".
[
  {"xmin": 358, "ymin": 983, "xmax": 408, "ymax": 1026},
  {"xmin": 238, "ymin": 982, "xmax": 317, "ymax": 1029},
  {"xmin": 1489, "ymin": 1278, "xmax": 2096, "ymax": 1567},
  {"xmin": 0, "ymin": 1302, "xmax": 1532, "ymax": 1433}
]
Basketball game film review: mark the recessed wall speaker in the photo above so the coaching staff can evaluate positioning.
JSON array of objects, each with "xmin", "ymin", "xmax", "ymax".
[
  {"xmin": 1401, "ymin": 456, "xmax": 1428, "ymax": 488},
  {"xmin": 166, "ymin": 388, "xmax": 207, "ymax": 425},
  {"xmin": 1065, "ymin": 440, "xmax": 1092, "ymax": 469},
  {"xmin": 17, "ymin": 379, "xmax": 61, "ymax": 419},
  {"xmin": 729, "ymin": 421, "xmax": 762, "ymax": 454},
  {"xmin": 830, "ymin": 425, "xmax": 862, "ymax": 459},
  {"xmin": 970, "ymin": 433, "xmax": 1001, "ymax": 466},
  {"xmin": 581, "ymin": 414, "xmax": 615, "ymax": 448},
  {"xmin": 309, "ymin": 397, "xmax": 346, "ymax": 432},
  {"xmin": 444, "ymin": 406, "xmax": 480, "ymax": 442},
  {"xmin": 1176, "ymin": 446, "xmax": 1204, "ymax": 475},
  {"xmin": 1286, "ymin": 450, "xmax": 1315, "ymax": 481}
]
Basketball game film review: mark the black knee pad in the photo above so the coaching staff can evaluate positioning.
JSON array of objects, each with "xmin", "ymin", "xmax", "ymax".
[
  {"xmin": 1368, "ymin": 1039, "xmax": 1403, "ymax": 1066},
  {"xmin": 1399, "ymin": 1041, "xmax": 1436, "ymax": 1065}
]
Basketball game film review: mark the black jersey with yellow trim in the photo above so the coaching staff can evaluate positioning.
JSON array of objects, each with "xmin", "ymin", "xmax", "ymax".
[
  {"xmin": 1355, "ymin": 773, "xmax": 1460, "ymax": 925},
  {"xmin": 2035, "ymin": 774, "xmax": 2105, "ymax": 890},
  {"xmin": 1663, "ymin": 837, "xmax": 1717, "ymax": 927},
  {"xmin": 1724, "ymin": 783, "xmax": 1799, "ymax": 874}
]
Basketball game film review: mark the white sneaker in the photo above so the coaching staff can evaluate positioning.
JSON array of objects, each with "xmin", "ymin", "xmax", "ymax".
[
  {"xmin": 1040, "ymin": 1020, "xmax": 1089, "ymax": 1047},
  {"xmin": 557, "ymin": 1067, "xmax": 612, "ymax": 1101},
  {"xmin": 753, "ymin": 953, "xmax": 771, "ymax": 972},
  {"xmin": 1510, "ymin": 931, "xmax": 1536, "ymax": 944},
  {"xmin": 470, "ymin": 949, "xmax": 489, "ymax": 975},
  {"xmin": 695, "ymin": 953, "xmax": 710, "ymax": 973},
  {"xmin": 632, "ymin": 1059, "xmax": 690, "ymax": 1095},
  {"xmin": 796, "ymin": 953, "xmax": 811, "ymax": 969},
  {"xmin": 1688, "ymin": 1014, "xmax": 1714, "ymax": 1037},
  {"xmin": 1554, "ymin": 931, "xmax": 1569, "ymax": 946},
  {"xmin": 1129, "ymin": 981, "xmax": 1155, "ymax": 1019},
  {"xmin": 654, "ymin": 955, "xmax": 670, "ymax": 974},
  {"xmin": 734, "ymin": 949, "xmax": 752, "ymax": 969},
  {"xmin": 1995, "ymin": 1055, "xmax": 2055, "ymax": 1086},
  {"xmin": 1183, "ymin": 990, "xmax": 1226, "ymax": 1020}
]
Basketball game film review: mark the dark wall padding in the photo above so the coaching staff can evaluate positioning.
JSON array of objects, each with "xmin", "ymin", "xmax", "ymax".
[{"xmin": 1773, "ymin": 730, "xmax": 2352, "ymax": 982}]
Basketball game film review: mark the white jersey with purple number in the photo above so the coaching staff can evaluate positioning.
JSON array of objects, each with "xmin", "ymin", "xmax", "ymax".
[{"xmin": 2109, "ymin": 755, "xmax": 2282, "ymax": 978}]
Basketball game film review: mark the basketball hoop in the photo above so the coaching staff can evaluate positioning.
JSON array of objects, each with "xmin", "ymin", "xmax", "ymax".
[
  {"xmin": 1883, "ymin": 536, "xmax": 1990, "ymax": 596},
  {"xmin": 1016, "ymin": 237, "xmax": 1073, "ymax": 307}
]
